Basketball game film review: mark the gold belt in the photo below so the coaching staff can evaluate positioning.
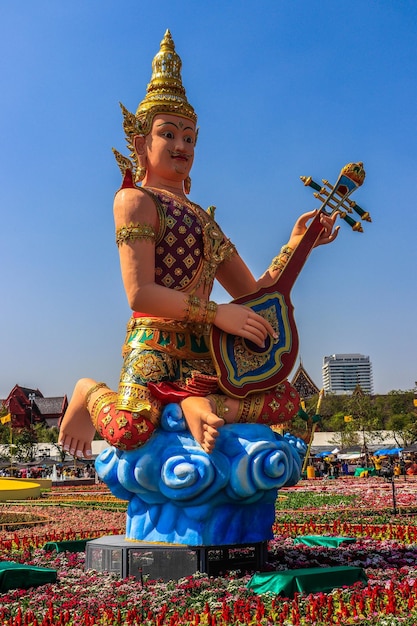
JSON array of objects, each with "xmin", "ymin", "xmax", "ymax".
[{"xmin": 123, "ymin": 315, "xmax": 211, "ymax": 359}]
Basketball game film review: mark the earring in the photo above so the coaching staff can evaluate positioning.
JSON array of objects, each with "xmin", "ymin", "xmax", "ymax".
[
  {"xmin": 136, "ymin": 166, "xmax": 146, "ymax": 183},
  {"xmin": 184, "ymin": 176, "xmax": 191, "ymax": 194}
]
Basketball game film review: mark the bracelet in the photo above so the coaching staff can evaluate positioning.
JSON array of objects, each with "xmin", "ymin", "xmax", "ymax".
[
  {"xmin": 207, "ymin": 394, "xmax": 229, "ymax": 420},
  {"xmin": 185, "ymin": 296, "xmax": 218, "ymax": 327},
  {"xmin": 85, "ymin": 382, "xmax": 109, "ymax": 408},
  {"xmin": 269, "ymin": 244, "xmax": 293, "ymax": 272},
  {"xmin": 185, "ymin": 295, "xmax": 203, "ymax": 323},
  {"xmin": 205, "ymin": 301, "xmax": 218, "ymax": 325}
]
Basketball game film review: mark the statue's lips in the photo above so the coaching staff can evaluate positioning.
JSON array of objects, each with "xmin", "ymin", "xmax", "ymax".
[{"xmin": 170, "ymin": 154, "xmax": 190, "ymax": 161}]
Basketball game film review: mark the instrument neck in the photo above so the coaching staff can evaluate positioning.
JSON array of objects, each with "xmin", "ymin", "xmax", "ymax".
[{"xmin": 277, "ymin": 211, "xmax": 325, "ymax": 292}]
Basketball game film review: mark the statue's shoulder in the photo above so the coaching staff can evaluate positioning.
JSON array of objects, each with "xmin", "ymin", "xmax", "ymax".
[{"xmin": 114, "ymin": 183, "xmax": 160, "ymax": 226}]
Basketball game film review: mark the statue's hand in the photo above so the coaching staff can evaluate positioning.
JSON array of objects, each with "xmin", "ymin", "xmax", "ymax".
[
  {"xmin": 214, "ymin": 303, "xmax": 277, "ymax": 348},
  {"xmin": 315, "ymin": 211, "xmax": 340, "ymax": 247},
  {"xmin": 288, "ymin": 209, "xmax": 340, "ymax": 249}
]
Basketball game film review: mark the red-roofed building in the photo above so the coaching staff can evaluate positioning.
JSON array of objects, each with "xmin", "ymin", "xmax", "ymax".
[{"xmin": 1, "ymin": 385, "xmax": 67, "ymax": 429}]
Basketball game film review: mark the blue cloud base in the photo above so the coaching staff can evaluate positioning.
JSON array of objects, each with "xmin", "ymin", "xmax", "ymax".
[{"xmin": 95, "ymin": 403, "xmax": 306, "ymax": 546}]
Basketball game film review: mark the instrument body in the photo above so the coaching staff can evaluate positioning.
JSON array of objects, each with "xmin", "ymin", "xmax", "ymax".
[{"xmin": 210, "ymin": 163, "xmax": 367, "ymax": 398}]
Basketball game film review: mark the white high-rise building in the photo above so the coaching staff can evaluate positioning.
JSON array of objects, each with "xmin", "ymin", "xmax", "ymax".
[{"xmin": 322, "ymin": 353, "xmax": 373, "ymax": 394}]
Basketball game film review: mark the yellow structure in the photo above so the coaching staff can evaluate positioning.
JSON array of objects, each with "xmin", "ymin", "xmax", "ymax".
[
  {"xmin": 306, "ymin": 466, "xmax": 316, "ymax": 479},
  {"xmin": 0, "ymin": 478, "xmax": 41, "ymax": 501}
]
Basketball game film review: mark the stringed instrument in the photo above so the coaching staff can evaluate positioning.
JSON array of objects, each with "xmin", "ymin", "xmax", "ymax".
[{"xmin": 210, "ymin": 162, "xmax": 370, "ymax": 399}]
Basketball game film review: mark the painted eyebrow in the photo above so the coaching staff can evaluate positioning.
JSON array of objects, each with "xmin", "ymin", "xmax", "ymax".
[{"xmin": 156, "ymin": 121, "xmax": 195, "ymax": 132}]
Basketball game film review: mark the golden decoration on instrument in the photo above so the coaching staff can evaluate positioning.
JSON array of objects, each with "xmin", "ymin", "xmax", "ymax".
[{"xmin": 300, "ymin": 161, "xmax": 371, "ymax": 233}]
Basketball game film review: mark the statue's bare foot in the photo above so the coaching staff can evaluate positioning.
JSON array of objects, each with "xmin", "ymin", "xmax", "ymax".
[
  {"xmin": 180, "ymin": 396, "xmax": 224, "ymax": 454},
  {"xmin": 58, "ymin": 378, "xmax": 99, "ymax": 459}
]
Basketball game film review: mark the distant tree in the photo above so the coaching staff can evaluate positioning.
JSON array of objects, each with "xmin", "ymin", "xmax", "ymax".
[
  {"xmin": 327, "ymin": 428, "xmax": 360, "ymax": 451},
  {"xmin": 386, "ymin": 412, "xmax": 417, "ymax": 447},
  {"xmin": 12, "ymin": 427, "xmax": 38, "ymax": 463},
  {"xmin": 345, "ymin": 386, "xmax": 382, "ymax": 465},
  {"xmin": 34, "ymin": 424, "xmax": 67, "ymax": 462},
  {"xmin": 374, "ymin": 390, "xmax": 415, "ymax": 428},
  {"xmin": 0, "ymin": 424, "xmax": 11, "ymax": 446},
  {"xmin": 324, "ymin": 411, "xmax": 346, "ymax": 432},
  {"xmin": 320, "ymin": 394, "xmax": 349, "ymax": 428}
]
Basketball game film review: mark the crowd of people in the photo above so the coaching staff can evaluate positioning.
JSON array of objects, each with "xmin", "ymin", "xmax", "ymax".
[
  {"xmin": 310, "ymin": 452, "xmax": 417, "ymax": 479},
  {"xmin": 0, "ymin": 464, "xmax": 96, "ymax": 480},
  {"xmin": 371, "ymin": 453, "xmax": 417, "ymax": 478}
]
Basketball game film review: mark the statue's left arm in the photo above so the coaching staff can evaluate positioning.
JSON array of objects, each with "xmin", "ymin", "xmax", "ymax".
[{"xmin": 216, "ymin": 209, "xmax": 339, "ymax": 297}]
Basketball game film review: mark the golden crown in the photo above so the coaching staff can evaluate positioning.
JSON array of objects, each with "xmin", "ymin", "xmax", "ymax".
[
  {"xmin": 136, "ymin": 29, "xmax": 197, "ymax": 131},
  {"xmin": 113, "ymin": 30, "xmax": 197, "ymax": 178}
]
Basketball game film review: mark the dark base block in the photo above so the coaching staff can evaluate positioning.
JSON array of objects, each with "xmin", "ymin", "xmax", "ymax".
[{"xmin": 86, "ymin": 535, "xmax": 268, "ymax": 581}]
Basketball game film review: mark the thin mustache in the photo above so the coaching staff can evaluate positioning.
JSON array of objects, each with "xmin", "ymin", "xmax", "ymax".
[{"xmin": 169, "ymin": 151, "xmax": 190, "ymax": 160}]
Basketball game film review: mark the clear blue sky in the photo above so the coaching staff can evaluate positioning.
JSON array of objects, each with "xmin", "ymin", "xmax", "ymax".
[{"xmin": 1, "ymin": 0, "xmax": 416, "ymax": 399}]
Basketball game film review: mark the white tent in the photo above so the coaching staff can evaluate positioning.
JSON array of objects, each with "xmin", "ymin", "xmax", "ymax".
[{"xmin": 337, "ymin": 452, "xmax": 363, "ymax": 460}]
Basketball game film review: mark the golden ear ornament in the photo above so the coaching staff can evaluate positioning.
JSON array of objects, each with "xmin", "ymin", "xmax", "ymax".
[
  {"xmin": 136, "ymin": 166, "xmax": 147, "ymax": 183},
  {"xmin": 184, "ymin": 176, "xmax": 192, "ymax": 195}
]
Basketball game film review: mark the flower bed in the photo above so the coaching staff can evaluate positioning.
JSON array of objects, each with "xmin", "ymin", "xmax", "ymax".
[
  {"xmin": 0, "ymin": 510, "xmax": 50, "ymax": 531},
  {"xmin": 1, "ymin": 477, "xmax": 417, "ymax": 624}
]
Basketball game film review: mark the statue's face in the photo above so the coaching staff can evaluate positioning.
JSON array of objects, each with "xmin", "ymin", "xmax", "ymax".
[{"xmin": 143, "ymin": 114, "xmax": 196, "ymax": 182}]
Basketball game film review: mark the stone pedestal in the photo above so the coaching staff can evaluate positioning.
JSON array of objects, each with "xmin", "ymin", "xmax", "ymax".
[{"xmin": 85, "ymin": 534, "xmax": 268, "ymax": 581}]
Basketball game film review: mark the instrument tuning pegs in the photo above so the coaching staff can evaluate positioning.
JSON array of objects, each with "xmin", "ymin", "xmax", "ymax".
[
  {"xmin": 339, "ymin": 212, "xmax": 364, "ymax": 232},
  {"xmin": 347, "ymin": 200, "xmax": 372, "ymax": 222},
  {"xmin": 301, "ymin": 162, "xmax": 370, "ymax": 232},
  {"xmin": 300, "ymin": 175, "xmax": 321, "ymax": 192}
]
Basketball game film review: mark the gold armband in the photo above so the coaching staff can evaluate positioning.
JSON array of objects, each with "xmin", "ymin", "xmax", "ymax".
[
  {"xmin": 90, "ymin": 391, "xmax": 117, "ymax": 429},
  {"xmin": 269, "ymin": 245, "xmax": 293, "ymax": 272},
  {"xmin": 116, "ymin": 223, "xmax": 156, "ymax": 247},
  {"xmin": 236, "ymin": 394, "xmax": 264, "ymax": 423}
]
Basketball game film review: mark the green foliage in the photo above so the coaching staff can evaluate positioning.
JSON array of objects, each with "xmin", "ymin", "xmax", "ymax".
[
  {"xmin": 13, "ymin": 428, "xmax": 38, "ymax": 462},
  {"xmin": 386, "ymin": 412, "xmax": 417, "ymax": 446},
  {"xmin": 34, "ymin": 423, "xmax": 58, "ymax": 443},
  {"xmin": 276, "ymin": 490, "xmax": 357, "ymax": 510},
  {"xmin": 323, "ymin": 411, "xmax": 346, "ymax": 432},
  {"xmin": 378, "ymin": 389, "xmax": 415, "ymax": 416},
  {"xmin": 0, "ymin": 427, "xmax": 38, "ymax": 462},
  {"xmin": 320, "ymin": 394, "xmax": 349, "ymax": 422},
  {"xmin": 0, "ymin": 424, "xmax": 12, "ymax": 446},
  {"xmin": 347, "ymin": 390, "xmax": 379, "ymax": 431},
  {"xmin": 312, "ymin": 390, "xmax": 417, "ymax": 445}
]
